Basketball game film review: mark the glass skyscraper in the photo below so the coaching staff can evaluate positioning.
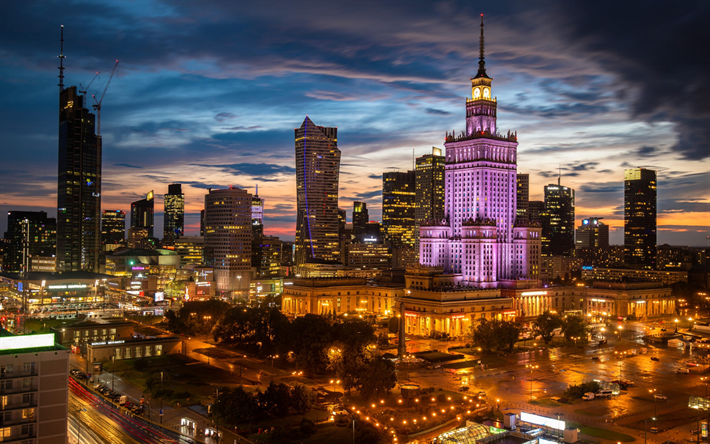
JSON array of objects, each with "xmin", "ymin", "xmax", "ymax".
[
  {"xmin": 542, "ymin": 182, "xmax": 576, "ymax": 257},
  {"xmin": 624, "ymin": 168, "xmax": 657, "ymax": 268},
  {"xmin": 294, "ymin": 117, "xmax": 341, "ymax": 274},
  {"xmin": 163, "ymin": 183, "xmax": 185, "ymax": 244},
  {"xmin": 415, "ymin": 147, "xmax": 445, "ymax": 257},
  {"xmin": 57, "ymin": 86, "xmax": 101, "ymax": 272},
  {"xmin": 131, "ymin": 191, "xmax": 155, "ymax": 239}
]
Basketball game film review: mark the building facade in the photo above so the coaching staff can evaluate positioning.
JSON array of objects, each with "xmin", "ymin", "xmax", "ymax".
[
  {"xmin": 294, "ymin": 117, "xmax": 341, "ymax": 274},
  {"xmin": 101, "ymin": 210, "xmax": 125, "ymax": 247},
  {"xmin": 352, "ymin": 201, "xmax": 369, "ymax": 239},
  {"xmin": 173, "ymin": 236, "xmax": 204, "ymax": 267},
  {"xmin": 252, "ymin": 190, "xmax": 264, "ymax": 240},
  {"xmin": 624, "ymin": 168, "xmax": 657, "ymax": 269},
  {"xmin": 163, "ymin": 184, "xmax": 185, "ymax": 245},
  {"xmin": 541, "ymin": 182, "xmax": 575, "ymax": 257},
  {"xmin": 576, "ymin": 217, "xmax": 609, "ymax": 250},
  {"xmin": 57, "ymin": 86, "xmax": 101, "ymax": 273},
  {"xmin": 0, "ymin": 333, "xmax": 70, "ymax": 444},
  {"xmin": 418, "ymin": 19, "xmax": 540, "ymax": 286},
  {"xmin": 347, "ymin": 243, "xmax": 391, "ymax": 269},
  {"xmin": 3, "ymin": 211, "xmax": 56, "ymax": 273},
  {"xmin": 415, "ymin": 148, "xmax": 446, "ymax": 258},
  {"xmin": 281, "ymin": 277, "xmax": 401, "ymax": 317},
  {"xmin": 204, "ymin": 187, "xmax": 252, "ymax": 297},
  {"xmin": 516, "ymin": 173, "xmax": 529, "ymax": 222},
  {"xmin": 131, "ymin": 191, "xmax": 155, "ymax": 240}
]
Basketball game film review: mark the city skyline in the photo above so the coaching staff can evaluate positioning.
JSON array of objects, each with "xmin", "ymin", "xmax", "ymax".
[{"xmin": 1, "ymin": 1, "xmax": 708, "ymax": 246}]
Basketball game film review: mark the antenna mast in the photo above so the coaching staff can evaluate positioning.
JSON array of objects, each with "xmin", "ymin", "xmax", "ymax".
[
  {"xmin": 80, "ymin": 71, "xmax": 100, "ymax": 103},
  {"xmin": 58, "ymin": 25, "xmax": 66, "ymax": 91}
]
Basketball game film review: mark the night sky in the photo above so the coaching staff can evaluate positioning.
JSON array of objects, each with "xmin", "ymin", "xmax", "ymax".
[{"xmin": 1, "ymin": 1, "xmax": 708, "ymax": 245}]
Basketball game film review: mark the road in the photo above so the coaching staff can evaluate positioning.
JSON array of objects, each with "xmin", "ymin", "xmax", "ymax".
[
  {"xmin": 404, "ymin": 320, "xmax": 707, "ymax": 442},
  {"xmin": 69, "ymin": 377, "xmax": 200, "ymax": 444}
]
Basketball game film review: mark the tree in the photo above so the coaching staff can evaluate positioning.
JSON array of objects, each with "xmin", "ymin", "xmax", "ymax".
[
  {"xmin": 290, "ymin": 384, "xmax": 314, "ymax": 414},
  {"xmin": 277, "ymin": 315, "xmax": 333, "ymax": 374},
  {"xmin": 564, "ymin": 380, "xmax": 600, "ymax": 399},
  {"xmin": 216, "ymin": 386, "xmax": 257, "ymax": 426},
  {"xmin": 470, "ymin": 318, "xmax": 497, "ymax": 352},
  {"xmin": 532, "ymin": 311, "xmax": 563, "ymax": 345},
  {"xmin": 387, "ymin": 317, "xmax": 400, "ymax": 335},
  {"xmin": 358, "ymin": 358, "xmax": 397, "ymax": 399},
  {"xmin": 259, "ymin": 381, "xmax": 292, "ymax": 417},
  {"xmin": 561, "ymin": 315, "xmax": 588, "ymax": 342},
  {"xmin": 495, "ymin": 320, "xmax": 523, "ymax": 352}
]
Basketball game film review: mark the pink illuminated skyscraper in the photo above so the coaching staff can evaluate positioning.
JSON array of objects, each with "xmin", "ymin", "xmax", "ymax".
[{"xmin": 419, "ymin": 16, "xmax": 540, "ymax": 286}]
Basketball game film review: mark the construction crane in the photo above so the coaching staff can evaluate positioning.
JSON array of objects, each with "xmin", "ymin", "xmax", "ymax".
[
  {"xmin": 79, "ymin": 71, "xmax": 100, "ymax": 102},
  {"xmin": 92, "ymin": 60, "xmax": 119, "ymax": 138}
]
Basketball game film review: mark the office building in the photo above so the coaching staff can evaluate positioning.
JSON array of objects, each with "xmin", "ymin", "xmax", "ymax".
[
  {"xmin": 347, "ymin": 243, "xmax": 391, "ymax": 269},
  {"xmin": 383, "ymin": 171, "xmax": 416, "ymax": 247},
  {"xmin": 529, "ymin": 200, "xmax": 544, "ymax": 221},
  {"xmin": 163, "ymin": 183, "xmax": 184, "ymax": 245},
  {"xmin": 200, "ymin": 209, "xmax": 205, "ymax": 236},
  {"xmin": 541, "ymin": 182, "xmax": 575, "ymax": 257},
  {"xmin": 57, "ymin": 86, "xmax": 101, "ymax": 273},
  {"xmin": 3, "ymin": 211, "xmax": 56, "ymax": 273},
  {"xmin": 352, "ymin": 202, "xmax": 369, "ymax": 237},
  {"xmin": 252, "ymin": 189, "xmax": 264, "ymax": 240},
  {"xmin": 294, "ymin": 117, "xmax": 341, "ymax": 274},
  {"xmin": 131, "ymin": 190, "xmax": 155, "ymax": 239},
  {"xmin": 418, "ymin": 16, "xmax": 541, "ymax": 285},
  {"xmin": 415, "ymin": 147, "xmax": 445, "ymax": 257},
  {"xmin": 174, "ymin": 235, "xmax": 204, "ymax": 266},
  {"xmin": 101, "ymin": 210, "xmax": 125, "ymax": 246},
  {"xmin": 204, "ymin": 187, "xmax": 252, "ymax": 297},
  {"xmin": 624, "ymin": 168, "xmax": 657, "ymax": 268},
  {"xmin": 576, "ymin": 217, "xmax": 609, "ymax": 250},
  {"xmin": 0, "ymin": 333, "xmax": 70, "ymax": 444},
  {"xmin": 253, "ymin": 235, "xmax": 282, "ymax": 279},
  {"xmin": 516, "ymin": 173, "xmax": 529, "ymax": 221},
  {"xmin": 127, "ymin": 227, "xmax": 151, "ymax": 249}
]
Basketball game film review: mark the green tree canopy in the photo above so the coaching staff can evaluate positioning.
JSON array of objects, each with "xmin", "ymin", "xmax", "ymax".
[{"xmin": 532, "ymin": 311, "xmax": 563, "ymax": 344}]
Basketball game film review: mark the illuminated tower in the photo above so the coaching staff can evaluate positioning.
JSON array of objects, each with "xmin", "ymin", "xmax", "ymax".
[
  {"xmin": 252, "ymin": 187, "xmax": 264, "ymax": 239},
  {"xmin": 624, "ymin": 168, "xmax": 657, "ymax": 268},
  {"xmin": 294, "ymin": 117, "xmax": 341, "ymax": 274},
  {"xmin": 415, "ymin": 147, "xmax": 445, "ymax": 258},
  {"xmin": 163, "ymin": 183, "xmax": 184, "ymax": 245},
  {"xmin": 419, "ymin": 15, "xmax": 537, "ymax": 285},
  {"xmin": 56, "ymin": 26, "xmax": 101, "ymax": 272}
]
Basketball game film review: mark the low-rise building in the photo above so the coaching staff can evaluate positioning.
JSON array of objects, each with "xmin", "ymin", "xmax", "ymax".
[
  {"xmin": 582, "ymin": 267, "xmax": 688, "ymax": 286},
  {"xmin": 51, "ymin": 319, "xmax": 134, "ymax": 355},
  {"xmin": 87, "ymin": 336, "xmax": 183, "ymax": 363},
  {"xmin": 281, "ymin": 277, "xmax": 402, "ymax": 317},
  {"xmin": 585, "ymin": 281, "xmax": 674, "ymax": 319},
  {"xmin": 0, "ymin": 332, "xmax": 70, "ymax": 444}
]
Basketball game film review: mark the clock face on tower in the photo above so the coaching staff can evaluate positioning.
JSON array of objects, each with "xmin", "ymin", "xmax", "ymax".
[
  {"xmin": 474, "ymin": 88, "xmax": 481, "ymax": 99},
  {"xmin": 483, "ymin": 88, "xmax": 490, "ymax": 98}
]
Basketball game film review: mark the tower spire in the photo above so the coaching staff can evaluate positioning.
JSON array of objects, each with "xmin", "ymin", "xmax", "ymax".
[
  {"xmin": 474, "ymin": 14, "xmax": 489, "ymax": 79},
  {"xmin": 58, "ymin": 25, "xmax": 66, "ymax": 91}
]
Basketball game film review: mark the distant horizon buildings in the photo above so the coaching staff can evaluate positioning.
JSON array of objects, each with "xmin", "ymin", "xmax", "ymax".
[
  {"xmin": 624, "ymin": 167, "xmax": 657, "ymax": 269},
  {"xmin": 163, "ymin": 183, "xmax": 184, "ymax": 245},
  {"xmin": 576, "ymin": 217, "xmax": 609, "ymax": 250},
  {"xmin": 294, "ymin": 117, "xmax": 341, "ymax": 275},
  {"xmin": 57, "ymin": 86, "xmax": 101, "ymax": 273}
]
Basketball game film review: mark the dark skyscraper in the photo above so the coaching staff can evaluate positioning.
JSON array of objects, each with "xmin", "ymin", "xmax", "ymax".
[
  {"xmin": 200, "ymin": 209, "xmax": 205, "ymax": 236},
  {"xmin": 294, "ymin": 117, "xmax": 341, "ymax": 273},
  {"xmin": 3, "ymin": 211, "xmax": 56, "ymax": 273},
  {"xmin": 131, "ymin": 191, "xmax": 155, "ymax": 239},
  {"xmin": 383, "ymin": 171, "xmax": 416, "ymax": 252},
  {"xmin": 353, "ymin": 201, "xmax": 368, "ymax": 237},
  {"xmin": 252, "ymin": 189, "xmax": 264, "ymax": 239},
  {"xmin": 414, "ymin": 147, "xmax": 445, "ymax": 256},
  {"xmin": 163, "ymin": 183, "xmax": 184, "ymax": 244},
  {"xmin": 624, "ymin": 168, "xmax": 657, "ymax": 268},
  {"xmin": 516, "ymin": 173, "xmax": 529, "ymax": 221},
  {"xmin": 529, "ymin": 200, "xmax": 544, "ymax": 221},
  {"xmin": 101, "ymin": 210, "xmax": 126, "ymax": 245},
  {"xmin": 542, "ymin": 182, "xmax": 575, "ymax": 257},
  {"xmin": 57, "ymin": 86, "xmax": 101, "ymax": 272}
]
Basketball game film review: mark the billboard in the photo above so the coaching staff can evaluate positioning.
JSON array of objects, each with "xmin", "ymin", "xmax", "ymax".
[
  {"xmin": 154, "ymin": 292, "xmax": 164, "ymax": 302},
  {"xmin": 520, "ymin": 412, "xmax": 565, "ymax": 430}
]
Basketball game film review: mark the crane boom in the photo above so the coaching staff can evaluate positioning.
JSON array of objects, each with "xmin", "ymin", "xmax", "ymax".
[
  {"xmin": 92, "ymin": 60, "xmax": 119, "ymax": 137},
  {"xmin": 79, "ymin": 71, "xmax": 100, "ymax": 101}
]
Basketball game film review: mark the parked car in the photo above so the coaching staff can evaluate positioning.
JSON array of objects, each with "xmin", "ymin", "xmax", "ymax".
[
  {"xmin": 592, "ymin": 357, "xmax": 600, "ymax": 362},
  {"xmin": 677, "ymin": 368, "xmax": 690, "ymax": 374},
  {"xmin": 457, "ymin": 386, "xmax": 470, "ymax": 392},
  {"xmin": 477, "ymin": 391, "xmax": 486, "ymax": 397},
  {"xmin": 651, "ymin": 357, "xmax": 660, "ymax": 362},
  {"xmin": 654, "ymin": 394, "xmax": 667, "ymax": 400}
]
